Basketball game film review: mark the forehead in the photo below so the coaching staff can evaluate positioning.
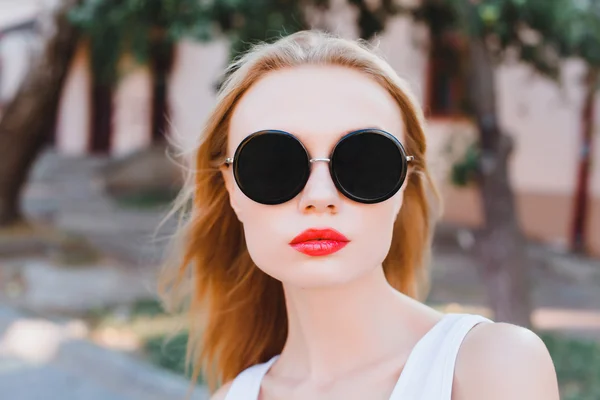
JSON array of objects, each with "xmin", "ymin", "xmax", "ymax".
[{"xmin": 227, "ymin": 65, "xmax": 405, "ymax": 151}]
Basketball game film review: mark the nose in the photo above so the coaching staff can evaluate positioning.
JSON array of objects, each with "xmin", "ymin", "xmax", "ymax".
[{"xmin": 298, "ymin": 160, "xmax": 341, "ymax": 214}]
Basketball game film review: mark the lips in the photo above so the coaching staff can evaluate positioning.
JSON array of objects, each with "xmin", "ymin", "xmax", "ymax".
[{"xmin": 289, "ymin": 228, "xmax": 350, "ymax": 256}]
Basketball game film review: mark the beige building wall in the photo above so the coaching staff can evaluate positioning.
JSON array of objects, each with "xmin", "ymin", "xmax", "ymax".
[
  {"xmin": 55, "ymin": 41, "xmax": 90, "ymax": 155},
  {"xmin": 168, "ymin": 39, "xmax": 230, "ymax": 152},
  {"xmin": 112, "ymin": 61, "xmax": 153, "ymax": 155}
]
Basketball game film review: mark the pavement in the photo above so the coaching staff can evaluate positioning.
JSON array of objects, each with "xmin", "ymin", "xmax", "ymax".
[
  {"xmin": 0, "ymin": 258, "xmax": 157, "ymax": 315},
  {"xmin": 0, "ymin": 306, "xmax": 209, "ymax": 400}
]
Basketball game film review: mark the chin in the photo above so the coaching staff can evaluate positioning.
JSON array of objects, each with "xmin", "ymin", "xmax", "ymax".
[{"xmin": 274, "ymin": 259, "xmax": 370, "ymax": 289}]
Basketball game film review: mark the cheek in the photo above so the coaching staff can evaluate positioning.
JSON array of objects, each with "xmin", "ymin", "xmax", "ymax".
[
  {"xmin": 233, "ymin": 193, "xmax": 293, "ymax": 271},
  {"xmin": 338, "ymin": 190, "xmax": 405, "ymax": 279},
  {"xmin": 351, "ymin": 201, "xmax": 399, "ymax": 265}
]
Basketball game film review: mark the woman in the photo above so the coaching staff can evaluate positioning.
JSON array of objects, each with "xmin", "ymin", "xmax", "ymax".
[{"xmin": 159, "ymin": 31, "xmax": 559, "ymax": 400}]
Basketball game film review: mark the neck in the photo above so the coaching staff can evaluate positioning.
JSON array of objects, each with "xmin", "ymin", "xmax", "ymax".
[{"xmin": 279, "ymin": 266, "xmax": 417, "ymax": 381}]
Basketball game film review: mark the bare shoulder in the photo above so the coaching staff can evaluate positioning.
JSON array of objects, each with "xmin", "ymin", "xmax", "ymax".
[
  {"xmin": 210, "ymin": 381, "xmax": 233, "ymax": 400},
  {"xmin": 453, "ymin": 322, "xmax": 559, "ymax": 400}
]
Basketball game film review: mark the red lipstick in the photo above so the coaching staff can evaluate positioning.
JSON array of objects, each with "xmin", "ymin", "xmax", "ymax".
[{"xmin": 289, "ymin": 228, "xmax": 350, "ymax": 256}]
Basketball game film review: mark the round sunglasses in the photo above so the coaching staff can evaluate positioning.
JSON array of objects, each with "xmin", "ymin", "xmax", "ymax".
[{"xmin": 224, "ymin": 128, "xmax": 414, "ymax": 205}]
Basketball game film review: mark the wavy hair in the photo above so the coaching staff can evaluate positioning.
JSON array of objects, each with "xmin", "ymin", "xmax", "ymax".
[{"xmin": 158, "ymin": 30, "xmax": 441, "ymax": 393}]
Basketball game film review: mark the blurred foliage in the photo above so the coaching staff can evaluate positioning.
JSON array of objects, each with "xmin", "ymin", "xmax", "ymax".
[
  {"xmin": 69, "ymin": 0, "xmax": 214, "ymax": 83},
  {"xmin": 67, "ymin": 0, "xmax": 406, "ymax": 84},
  {"xmin": 68, "ymin": 0, "xmax": 600, "ymax": 85},
  {"xmin": 208, "ymin": 0, "xmax": 309, "ymax": 61},
  {"xmin": 542, "ymin": 333, "xmax": 600, "ymax": 400},
  {"xmin": 144, "ymin": 331, "xmax": 200, "ymax": 381},
  {"xmin": 451, "ymin": 142, "xmax": 480, "ymax": 187},
  {"xmin": 413, "ymin": 0, "xmax": 600, "ymax": 81},
  {"xmin": 413, "ymin": 0, "xmax": 578, "ymax": 79},
  {"xmin": 347, "ymin": 0, "xmax": 398, "ymax": 39},
  {"xmin": 112, "ymin": 189, "xmax": 179, "ymax": 209},
  {"xmin": 551, "ymin": 0, "xmax": 600, "ymax": 69},
  {"xmin": 208, "ymin": 0, "xmax": 401, "ymax": 56},
  {"xmin": 130, "ymin": 298, "xmax": 169, "ymax": 316}
]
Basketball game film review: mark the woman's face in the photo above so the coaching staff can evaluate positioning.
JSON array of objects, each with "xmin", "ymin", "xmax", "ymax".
[{"xmin": 223, "ymin": 65, "xmax": 408, "ymax": 288}]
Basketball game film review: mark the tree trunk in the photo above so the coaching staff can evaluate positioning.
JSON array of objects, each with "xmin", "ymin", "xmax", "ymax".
[
  {"xmin": 467, "ymin": 36, "xmax": 533, "ymax": 328},
  {"xmin": 150, "ymin": 40, "xmax": 175, "ymax": 143},
  {"xmin": 570, "ymin": 67, "xmax": 598, "ymax": 253},
  {"xmin": 0, "ymin": 0, "xmax": 80, "ymax": 226}
]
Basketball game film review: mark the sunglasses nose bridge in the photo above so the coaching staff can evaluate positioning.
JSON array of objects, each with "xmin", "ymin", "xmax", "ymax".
[
  {"xmin": 309, "ymin": 157, "xmax": 331, "ymax": 164},
  {"xmin": 298, "ymin": 157, "xmax": 341, "ymax": 213},
  {"xmin": 307, "ymin": 157, "xmax": 334, "ymax": 188}
]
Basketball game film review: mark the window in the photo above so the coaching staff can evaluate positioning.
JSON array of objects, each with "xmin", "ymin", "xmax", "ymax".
[{"xmin": 426, "ymin": 32, "xmax": 469, "ymax": 118}]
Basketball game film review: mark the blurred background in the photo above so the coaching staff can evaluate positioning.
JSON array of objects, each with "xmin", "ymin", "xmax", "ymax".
[{"xmin": 0, "ymin": 0, "xmax": 599, "ymax": 399}]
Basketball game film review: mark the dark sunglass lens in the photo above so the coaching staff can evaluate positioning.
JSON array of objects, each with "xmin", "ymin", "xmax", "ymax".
[
  {"xmin": 234, "ymin": 131, "xmax": 309, "ymax": 204},
  {"xmin": 331, "ymin": 131, "xmax": 406, "ymax": 203}
]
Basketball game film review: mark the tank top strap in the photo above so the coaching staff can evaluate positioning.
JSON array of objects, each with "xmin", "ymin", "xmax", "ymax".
[
  {"xmin": 389, "ymin": 313, "xmax": 492, "ymax": 400},
  {"xmin": 224, "ymin": 355, "xmax": 279, "ymax": 400}
]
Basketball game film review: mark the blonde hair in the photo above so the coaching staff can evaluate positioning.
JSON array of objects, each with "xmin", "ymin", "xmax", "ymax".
[{"xmin": 158, "ymin": 30, "xmax": 440, "ymax": 393}]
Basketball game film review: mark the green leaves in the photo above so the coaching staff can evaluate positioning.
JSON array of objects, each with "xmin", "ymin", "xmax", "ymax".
[
  {"xmin": 416, "ymin": 0, "xmax": 600, "ymax": 82},
  {"xmin": 451, "ymin": 142, "xmax": 480, "ymax": 187},
  {"xmin": 69, "ymin": 0, "xmax": 214, "ymax": 84},
  {"xmin": 69, "ymin": 0, "xmax": 600, "ymax": 88},
  {"xmin": 570, "ymin": 1, "xmax": 600, "ymax": 67},
  {"xmin": 542, "ymin": 333, "xmax": 600, "ymax": 400},
  {"xmin": 479, "ymin": 3, "xmax": 500, "ymax": 26},
  {"xmin": 209, "ymin": 0, "xmax": 310, "ymax": 60}
]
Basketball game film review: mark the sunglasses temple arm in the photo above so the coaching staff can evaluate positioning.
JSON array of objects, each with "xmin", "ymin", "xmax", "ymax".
[{"xmin": 406, "ymin": 155, "xmax": 414, "ymax": 163}]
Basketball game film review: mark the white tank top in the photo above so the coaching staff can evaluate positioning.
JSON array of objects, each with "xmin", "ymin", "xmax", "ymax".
[{"xmin": 224, "ymin": 313, "xmax": 491, "ymax": 400}]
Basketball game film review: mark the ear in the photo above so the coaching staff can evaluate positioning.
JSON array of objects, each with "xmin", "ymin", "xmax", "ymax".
[{"xmin": 220, "ymin": 166, "xmax": 244, "ymax": 221}]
